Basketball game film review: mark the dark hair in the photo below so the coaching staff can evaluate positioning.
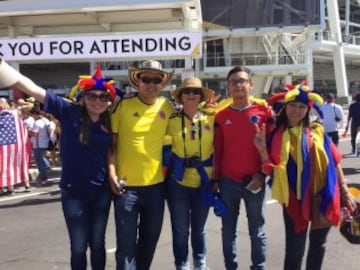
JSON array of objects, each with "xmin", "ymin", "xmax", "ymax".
[
  {"xmin": 79, "ymin": 106, "xmax": 113, "ymax": 152},
  {"xmin": 226, "ymin": 66, "xmax": 252, "ymax": 81},
  {"xmin": 275, "ymin": 103, "xmax": 310, "ymax": 130},
  {"xmin": 354, "ymin": 92, "xmax": 360, "ymax": 102}
]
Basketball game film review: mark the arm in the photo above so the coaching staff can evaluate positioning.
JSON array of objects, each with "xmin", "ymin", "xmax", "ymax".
[
  {"xmin": 0, "ymin": 59, "xmax": 46, "ymax": 103},
  {"xmin": 108, "ymin": 133, "xmax": 124, "ymax": 195},
  {"xmin": 336, "ymin": 164, "xmax": 357, "ymax": 212}
]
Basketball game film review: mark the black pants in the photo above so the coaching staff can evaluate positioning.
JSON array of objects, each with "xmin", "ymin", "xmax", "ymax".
[
  {"xmin": 326, "ymin": 131, "xmax": 339, "ymax": 146},
  {"xmin": 283, "ymin": 209, "xmax": 331, "ymax": 270}
]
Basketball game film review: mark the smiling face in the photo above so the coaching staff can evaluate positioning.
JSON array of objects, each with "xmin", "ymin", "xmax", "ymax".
[
  {"xmin": 285, "ymin": 101, "xmax": 309, "ymax": 127},
  {"xmin": 179, "ymin": 87, "xmax": 202, "ymax": 107},
  {"xmin": 83, "ymin": 90, "xmax": 111, "ymax": 119},
  {"xmin": 137, "ymin": 71, "xmax": 165, "ymax": 104},
  {"xmin": 227, "ymin": 71, "xmax": 253, "ymax": 102}
]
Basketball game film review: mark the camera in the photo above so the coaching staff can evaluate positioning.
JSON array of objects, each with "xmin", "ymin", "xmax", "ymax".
[{"xmin": 185, "ymin": 156, "xmax": 202, "ymax": 168}]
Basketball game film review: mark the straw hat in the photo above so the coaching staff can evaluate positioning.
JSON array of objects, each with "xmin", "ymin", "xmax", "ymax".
[
  {"xmin": 171, "ymin": 77, "xmax": 214, "ymax": 103},
  {"xmin": 128, "ymin": 60, "xmax": 174, "ymax": 90}
]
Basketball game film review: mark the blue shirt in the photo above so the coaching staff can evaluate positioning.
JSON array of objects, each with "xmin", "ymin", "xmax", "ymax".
[
  {"xmin": 349, "ymin": 101, "xmax": 360, "ymax": 130},
  {"xmin": 44, "ymin": 92, "xmax": 111, "ymax": 195}
]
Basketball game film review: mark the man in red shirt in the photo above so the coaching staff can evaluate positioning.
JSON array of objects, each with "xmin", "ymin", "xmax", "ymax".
[{"xmin": 213, "ymin": 66, "xmax": 274, "ymax": 270}]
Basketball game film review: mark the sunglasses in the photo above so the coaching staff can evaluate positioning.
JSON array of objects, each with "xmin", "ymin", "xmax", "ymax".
[
  {"xmin": 182, "ymin": 88, "xmax": 201, "ymax": 95},
  {"xmin": 229, "ymin": 78, "xmax": 249, "ymax": 86},
  {"xmin": 140, "ymin": 77, "xmax": 163, "ymax": 85},
  {"xmin": 84, "ymin": 92, "xmax": 110, "ymax": 102}
]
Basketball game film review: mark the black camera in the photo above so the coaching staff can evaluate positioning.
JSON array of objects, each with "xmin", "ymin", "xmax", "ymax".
[{"xmin": 185, "ymin": 156, "xmax": 202, "ymax": 168}]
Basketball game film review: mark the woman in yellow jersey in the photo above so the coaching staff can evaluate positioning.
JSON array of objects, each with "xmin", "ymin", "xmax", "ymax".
[{"xmin": 166, "ymin": 77, "xmax": 215, "ymax": 270}]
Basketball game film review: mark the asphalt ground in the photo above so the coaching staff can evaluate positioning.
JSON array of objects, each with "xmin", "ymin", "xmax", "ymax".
[{"xmin": 0, "ymin": 135, "xmax": 359, "ymax": 270}]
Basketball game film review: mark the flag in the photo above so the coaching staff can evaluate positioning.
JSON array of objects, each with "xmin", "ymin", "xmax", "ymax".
[{"xmin": 0, "ymin": 110, "xmax": 29, "ymax": 188}]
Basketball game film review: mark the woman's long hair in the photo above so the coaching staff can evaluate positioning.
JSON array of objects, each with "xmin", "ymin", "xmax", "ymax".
[
  {"xmin": 78, "ymin": 105, "xmax": 113, "ymax": 151},
  {"xmin": 274, "ymin": 103, "xmax": 310, "ymax": 131}
]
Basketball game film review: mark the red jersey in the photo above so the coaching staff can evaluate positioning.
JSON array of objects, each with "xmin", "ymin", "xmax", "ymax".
[{"xmin": 214, "ymin": 102, "xmax": 274, "ymax": 182}]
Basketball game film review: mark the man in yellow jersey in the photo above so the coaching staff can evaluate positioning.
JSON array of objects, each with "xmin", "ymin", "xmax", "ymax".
[{"xmin": 109, "ymin": 60, "xmax": 174, "ymax": 270}]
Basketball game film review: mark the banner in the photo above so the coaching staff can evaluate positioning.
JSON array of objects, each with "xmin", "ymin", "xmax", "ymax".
[{"xmin": 0, "ymin": 32, "xmax": 202, "ymax": 62}]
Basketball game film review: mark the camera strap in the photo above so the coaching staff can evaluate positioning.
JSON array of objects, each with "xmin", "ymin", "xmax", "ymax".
[{"xmin": 181, "ymin": 111, "xmax": 202, "ymax": 159}]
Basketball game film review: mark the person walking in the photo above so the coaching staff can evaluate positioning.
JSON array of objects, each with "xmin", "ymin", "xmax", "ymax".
[
  {"xmin": 109, "ymin": 60, "xmax": 174, "ymax": 270},
  {"xmin": 254, "ymin": 84, "xmax": 357, "ymax": 270},
  {"xmin": 29, "ymin": 107, "xmax": 51, "ymax": 185},
  {"xmin": 213, "ymin": 66, "xmax": 274, "ymax": 270},
  {"xmin": 0, "ymin": 58, "xmax": 116, "ymax": 270},
  {"xmin": 166, "ymin": 77, "xmax": 214, "ymax": 270},
  {"xmin": 320, "ymin": 93, "xmax": 344, "ymax": 146},
  {"xmin": 344, "ymin": 92, "xmax": 360, "ymax": 154}
]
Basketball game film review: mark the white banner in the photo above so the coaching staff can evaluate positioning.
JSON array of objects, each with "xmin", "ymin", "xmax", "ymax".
[{"xmin": 0, "ymin": 32, "xmax": 202, "ymax": 62}]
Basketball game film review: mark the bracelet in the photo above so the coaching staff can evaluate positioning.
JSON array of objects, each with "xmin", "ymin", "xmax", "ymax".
[{"xmin": 261, "ymin": 160, "xmax": 274, "ymax": 175}]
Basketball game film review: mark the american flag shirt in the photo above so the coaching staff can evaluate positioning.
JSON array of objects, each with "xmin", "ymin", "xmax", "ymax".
[{"xmin": 0, "ymin": 110, "xmax": 29, "ymax": 188}]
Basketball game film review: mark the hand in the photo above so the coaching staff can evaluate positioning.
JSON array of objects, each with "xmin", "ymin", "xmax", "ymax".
[
  {"xmin": 211, "ymin": 179, "xmax": 219, "ymax": 193},
  {"xmin": 253, "ymin": 123, "xmax": 267, "ymax": 153},
  {"xmin": 246, "ymin": 174, "xmax": 265, "ymax": 194},
  {"xmin": 205, "ymin": 93, "xmax": 221, "ymax": 109},
  {"xmin": 109, "ymin": 176, "xmax": 126, "ymax": 195},
  {"xmin": 341, "ymin": 189, "xmax": 357, "ymax": 213}
]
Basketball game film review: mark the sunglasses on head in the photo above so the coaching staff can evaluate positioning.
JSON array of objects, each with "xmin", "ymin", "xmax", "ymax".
[
  {"xmin": 84, "ymin": 92, "xmax": 110, "ymax": 102},
  {"xmin": 140, "ymin": 76, "xmax": 163, "ymax": 85},
  {"xmin": 182, "ymin": 88, "xmax": 201, "ymax": 95}
]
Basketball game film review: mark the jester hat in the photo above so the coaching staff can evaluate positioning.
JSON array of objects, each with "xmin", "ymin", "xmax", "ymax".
[
  {"xmin": 268, "ymin": 82, "xmax": 324, "ymax": 117},
  {"xmin": 68, "ymin": 65, "xmax": 117, "ymax": 102}
]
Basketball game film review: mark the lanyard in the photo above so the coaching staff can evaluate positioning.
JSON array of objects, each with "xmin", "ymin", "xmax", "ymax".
[{"xmin": 181, "ymin": 111, "xmax": 202, "ymax": 159}]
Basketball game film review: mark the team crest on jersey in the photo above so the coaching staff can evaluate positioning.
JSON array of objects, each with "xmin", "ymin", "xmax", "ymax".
[
  {"xmin": 133, "ymin": 112, "xmax": 140, "ymax": 117},
  {"xmin": 158, "ymin": 111, "xmax": 166, "ymax": 119},
  {"xmin": 249, "ymin": 114, "xmax": 260, "ymax": 124},
  {"xmin": 204, "ymin": 124, "xmax": 211, "ymax": 131}
]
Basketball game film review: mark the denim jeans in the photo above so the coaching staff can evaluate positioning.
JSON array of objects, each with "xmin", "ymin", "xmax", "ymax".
[
  {"xmin": 113, "ymin": 182, "xmax": 166, "ymax": 270},
  {"xmin": 167, "ymin": 179, "xmax": 210, "ymax": 270},
  {"xmin": 283, "ymin": 210, "xmax": 331, "ymax": 270},
  {"xmin": 219, "ymin": 175, "xmax": 266, "ymax": 270},
  {"xmin": 61, "ymin": 188, "xmax": 111, "ymax": 270},
  {"xmin": 33, "ymin": 148, "xmax": 50, "ymax": 180}
]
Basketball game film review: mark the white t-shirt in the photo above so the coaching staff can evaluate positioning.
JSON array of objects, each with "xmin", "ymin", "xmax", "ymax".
[
  {"xmin": 321, "ymin": 102, "xmax": 344, "ymax": 133},
  {"xmin": 31, "ymin": 117, "xmax": 50, "ymax": 149}
]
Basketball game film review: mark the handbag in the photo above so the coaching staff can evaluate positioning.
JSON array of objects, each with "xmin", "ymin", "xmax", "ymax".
[
  {"xmin": 311, "ymin": 195, "xmax": 333, "ymax": 229},
  {"xmin": 47, "ymin": 140, "xmax": 55, "ymax": 151}
]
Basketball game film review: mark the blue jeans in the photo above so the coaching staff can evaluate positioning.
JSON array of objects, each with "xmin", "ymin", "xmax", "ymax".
[
  {"xmin": 61, "ymin": 188, "xmax": 111, "ymax": 270},
  {"xmin": 33, "ymin": 148, "xmax": 50, "ymax": 180},
  {"xmin": 219, "ymin": 175, "xmax": 266, "ymax": 270},
  {"xmin": 283, "ymin": 210, "xmax": 330, "ymax": 270},
  {"xmin": 167, "ymin": 179, "xmax": 210, "ymax": 270},
  {"xmin": 113, "ymin": 182, "xmax": 166, "ymax": 270}
]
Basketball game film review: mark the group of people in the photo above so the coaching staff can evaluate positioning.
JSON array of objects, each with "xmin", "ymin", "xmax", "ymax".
[
  {"xmin": 0, "ymin": 95, "xmax": 60, "ymax": 194},
  {"xmin": 0, "ymin": 57, "xmax": 357, "ymax": 270}
]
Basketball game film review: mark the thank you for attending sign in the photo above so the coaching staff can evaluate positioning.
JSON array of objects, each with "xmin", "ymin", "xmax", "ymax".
[{"xmin": 0, "ymin": 32, "xmax": 202, "ymax": 61}]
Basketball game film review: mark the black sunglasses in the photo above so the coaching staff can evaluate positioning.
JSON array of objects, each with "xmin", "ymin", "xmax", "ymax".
[
  {"xmin": 140, "ymin": 77, "xmax": 163, "ymax": 85},
  {"xmin": 182, "ymin": 88, "xmax": 201, "ymax": 95},
  {"xmin": 84, "ymin": 92, "xmax": 110, "ymax": 102}
]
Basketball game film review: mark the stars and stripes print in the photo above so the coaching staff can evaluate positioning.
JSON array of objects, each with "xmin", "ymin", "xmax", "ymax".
[{"xmin": 0, "ymin": 110, "xmax": 29, "ymax": 188}]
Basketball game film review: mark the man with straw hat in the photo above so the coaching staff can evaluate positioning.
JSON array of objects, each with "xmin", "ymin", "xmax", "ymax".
[{"xmin": 109, "ymin": 60, "xmax": 174, "ymax": 270}]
